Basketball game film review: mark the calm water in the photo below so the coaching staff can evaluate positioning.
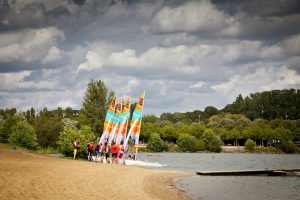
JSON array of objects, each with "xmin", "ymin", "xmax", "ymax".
[{"xmin": 137, "ymin": 153, "xmax": 300, "ymax": 200}]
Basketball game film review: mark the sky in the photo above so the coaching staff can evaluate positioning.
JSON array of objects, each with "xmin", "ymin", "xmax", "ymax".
[{"xmin": 0, "ymin": 0, "xmax": 300, "ymax": 116}]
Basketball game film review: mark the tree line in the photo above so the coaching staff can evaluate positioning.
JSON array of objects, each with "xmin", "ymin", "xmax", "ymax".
[{"xmin": 0, "ymin": 81, "xmax": 299, "ymax": 155}]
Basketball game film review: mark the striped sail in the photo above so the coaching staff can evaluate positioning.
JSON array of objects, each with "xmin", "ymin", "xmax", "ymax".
[
  {"xmin": 99, "ymin": 96, "xmax": 116, "ymax": 145},
  {"xmin": 108, "ymin": 99, "xmax": 123, "ymax": 144},
  {"xmin": 124, "ymin": 92, "xmax": 145, "ymax": 152},
  {"xmin": 115, "ymin": 97, "xmax": 132, "ymax": 145}
]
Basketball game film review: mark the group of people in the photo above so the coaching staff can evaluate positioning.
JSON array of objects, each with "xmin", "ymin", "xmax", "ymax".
[{"xmin": 73, "ymin": 139, "xmax": 127, "ymax": 164}]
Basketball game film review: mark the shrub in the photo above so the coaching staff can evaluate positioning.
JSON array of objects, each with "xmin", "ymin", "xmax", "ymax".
[
  {"xmin": 202, "ymin": 129, "xmax": 222, "ymax": 152},
  {"xmin": 57, "ymin": 125, "xmax": 95, "ymax": 157},
  {"xmin": 278, "ymin": 141, "xmax": 296, "ymax": 154},
  {"xmin": 0, "ymin": 116, "xmax": 17, "ymax": 143},
  {"xmin": 195, "ymin": 139, "xmax": 206, "ymax": 151},
  {"xmin": 147, "ymin": 133, "xmax": 165, "ymax": 152},
  {"xmin": 245, "ymin": 139, "xmax": 255, "ymax": 152},
  {"xmin": 255, "ymin": 146, "xmax": 281, "ymax": 153},
  {"xmin": 165, "ymin": 142, "xmax": 180, "ymax": 152},
  {"xmin": 177, "ymin": 134, "xmax": 196, "ymax": 152},
  {"xmin": 8, "ymin": 121, "xmax": 37, "ymax": 150}
]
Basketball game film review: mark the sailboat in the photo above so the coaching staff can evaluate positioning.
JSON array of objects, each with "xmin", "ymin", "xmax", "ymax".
[
  {"xmin": 123, "ymin": 92, "xmax": 164, "ymax": 167},
  {"xmin": 115, "ymin": 97, "xmax": 132, "ymax": 145},
  {"xmin": 99, "ymin": 96, "xmax": 116, "ymax": 146},
  {"xmin": 108, "ymin": 99, "xmax": 123, "ymax": 144}
]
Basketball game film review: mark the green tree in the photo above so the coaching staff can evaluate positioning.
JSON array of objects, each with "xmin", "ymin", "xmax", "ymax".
[
  {"xmin": 0, "ymin": 115, "xmax": 17, "ymax": 143},
  {"xmin": 245, "ymin": 139, "xmax": 255, "ymax": 152},
  {"xmin": 65, "ymin": 107, "xmax": 74, "ymax": 119},
  {"xmin": 56, "ymin": 107, "xmax": 63, "ymax": 118},
  {"xmin": 143, "ymin": 115, "xmax": 159, "ymax": 123},
  {"xmin": 195, "ymin": 139, "xmax": 205, "ymax": 151},
  {"xmin": 161, "ymin": 125, "xmax": 177, "ymax": 142},
  {"xmin": 8, "ymin": 121, "xmax": 37, "ymax": 149},
  {"xmin": 160, "ymin": 113, "xmax": 174, "ymax": 122},
  {"xmin": 202, "ymin": 106, "xmax": 218, "ymax": 120},
  {"xmin": 202, "ymin": 129, "xmax": 222, "ymax": 152},
  {"xmin": 57, "ymin": 125, "xmax": 95, "ymax": 157},
  {"xmin": 79, "ymin": 79, "xmax": 114, "ymax": 134},
  {"xmin": 293, "ymin": 127, "xmax": 300, "ymax": 142},
  {"xmin": 177, "ymin": 134, "xmax": 196, "ymax": 152},
  {"xmin": 35, "ymin": 115, "xmax": 63, "ymax": 147},
  {"xmin": 147, "ymin": 133, "xmax": 165, "ymax": 152},
  {"xmin": 191, "ymin": 123, "xmax": 205, "ymax": 139}
]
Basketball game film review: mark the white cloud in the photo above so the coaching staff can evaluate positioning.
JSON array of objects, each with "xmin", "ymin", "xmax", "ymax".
[
  {"xmin": 151, "ymin": 0, "xmax": 230, "ymax": 33},
  {"xmin": 107, "ymin": 45, "xmax": 203, "ymax": 75},
  {"xmin": 0, "ymin": 27, "xmax": 64, "ymax": 63},
  {"xmin": 212, "ymin": 65, "xmax": 300, "ymax": 102},
  {"xmin": 0, "ymin": 90, "xmax": 79, "ymax": 111},
  {"xmin": 0, "ymin": 71, "xmax": 31, "ymax": 90},
  {"xmin": 281, "ymin": 34, "xmax": 300, "ymax": 56},
  {"xmin": 0, "ymin": 70, "xmax": 58, "ymax": 91},
  {"xmin": 118, "ymin": 78, "xmax": 140, "ymax": 95},
  {"xmin": 287, "ymin": 56, "xmax": 300, "ymax": 71},
  {"xmin": 189, "ymin": 81, "xmax": 205, "ymax": 89},
  {"xmin": 107, "ymin": 49, "xmax": 138, "ymax": 67},
  {"xmin": 159, "ymin": 33, "xmax": 197, "ymax": 46},
  {"xmin": 78, "ymin": 50, "xmax": 104, "ymax": 71},
  {"xmin": 42, "ymin": 46, "xmax": 62, "ymax": 64}
]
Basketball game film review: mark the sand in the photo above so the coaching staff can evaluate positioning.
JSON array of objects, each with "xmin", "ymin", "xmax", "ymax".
[{"xmin": 0, "ymin": 146, "xmax": 192, "ymax": 200}]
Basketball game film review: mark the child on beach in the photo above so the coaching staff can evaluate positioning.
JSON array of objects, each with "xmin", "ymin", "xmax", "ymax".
[
  {"xmin": 73, "ymin": 140, "xmax": 80, "ymax": 160},
  {"xmin": 111, "ymin": 141, "xmax": 119, "ymax": 164},
  {"xmin": 118, "ymin": 141, "xmax": 125, "ymax": 163},
  {"xmin": 94, "ymin": 143, "xmax": 100, "ymax": 161},
  {"xmin": 86, "ymin": 141, "xmax": 93, "ymax": 161},
  {"xmin": 104, "ymin": 142, "xmax": 111, "ymax": 163}
]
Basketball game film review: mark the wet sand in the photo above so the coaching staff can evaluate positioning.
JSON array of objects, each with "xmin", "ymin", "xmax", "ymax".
[{"xmin": 0, "ymin": 146, "xmax": 191, "ymax": 200}]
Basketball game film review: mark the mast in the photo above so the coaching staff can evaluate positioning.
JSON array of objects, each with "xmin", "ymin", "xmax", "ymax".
[
  {"xmin": 99, "ymin": 96, "xmax": 116, "ymax": 146},
  {"xmin": 124, "ymin": 91, "xmax": 145, "ymax": 160}
]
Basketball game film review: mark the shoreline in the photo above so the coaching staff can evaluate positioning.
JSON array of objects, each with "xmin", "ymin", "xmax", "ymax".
[{"xmin": 0, "ymin": 146, "xmax": 193, "ymax": 200}]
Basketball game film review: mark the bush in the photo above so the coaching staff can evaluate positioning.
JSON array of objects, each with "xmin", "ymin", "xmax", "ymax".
[
  {"xmin": 57, "ymin": 125, "xmax": 95, "ymax": 157},
  {"xmin": 177, "ymin": 134, "xmax": 196, "ymax": 152},
  {"xmin": 147, "ymin": 133, "xmax": 165, "ymax": 152},
  {"xmin": 255, "ymin": 146, "xmax": 282, "ymax": 153},
  {"xmin": 245, "ymin": 139, "xmax": 255, "ymax": 152},
  {"xmin": 8, "ymin": 121, "xmax": 37, "ymax": 150},
  {"xmin": 0, "ymin": 116, "xmax": 17, "ymax": 143},
  {"xmin": 202, "ymin": 129, "xmax": 222, "ymax": 152},
  {"xmin": 195, "ymin": 139, "xmax": 206, "ymax": 151},
  {"xmin": 165, "ymin": 142, "xmax": 180, "ymax": 152},
  {"xmin": 278, "ymin": 141, "xmax": 296, "ymax": 154}
]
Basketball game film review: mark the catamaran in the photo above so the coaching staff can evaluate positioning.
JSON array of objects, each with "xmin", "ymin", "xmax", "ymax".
[{"xmin": 97, "ymin": 92, "xmax": 164, "ymax": 167}]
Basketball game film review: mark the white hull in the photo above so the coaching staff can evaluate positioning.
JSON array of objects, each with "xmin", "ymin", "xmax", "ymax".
[{"xmin": 124, "ymin": 159, "xmax": 165, "ymax": 167}]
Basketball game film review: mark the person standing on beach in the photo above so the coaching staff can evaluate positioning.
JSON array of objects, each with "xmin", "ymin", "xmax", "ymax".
[
  {"xmin": 104, "ymin": 142, "xmax": 111, "ymax": 163},
  {"xmin": 94, "ymin": 143, "xmax": 100, "ymax": 161},
  {"xmin": 118, "ymin": 141, "xmax": 125, "ymax": 163},
  {"xmin": 73, "ymin": 140, "xmax": 80, "ymax": 160},
  {"xmin": 111, "ymin": 141, "xmax": 119, "ymax": 164},
  {"xmin": 86, "ymin": 141, "xmax": 93, "ymax": 161}
]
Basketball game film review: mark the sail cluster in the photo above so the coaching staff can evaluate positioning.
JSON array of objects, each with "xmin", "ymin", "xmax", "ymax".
[{"xmin": 99, "ymin": 92, "xmax": 145, "ymax": 151}]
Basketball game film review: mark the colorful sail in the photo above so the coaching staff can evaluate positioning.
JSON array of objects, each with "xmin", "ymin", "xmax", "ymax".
[
  {"xmin": 115, "ymin": 97, "xmax": 132, "ymax": 145},
  {"xmin": 124, "ymin": 92, "xmax": 145, "ymax": 152},
  {"xmin": 99, "ymin": 96, "xmax": 116, "ymax": 145},
  {"xmin": 108, "ymin": 99, "xmax": 123, "ymax": 144}
]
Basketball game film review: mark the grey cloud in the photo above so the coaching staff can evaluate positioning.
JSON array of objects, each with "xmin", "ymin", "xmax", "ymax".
[
  {"xmin": 287, "ymin": 56, "xmax": 300, "ymax": 72},
  {"xmin": 0, "ymin": 0, "xmax": 299, "ymax": 115},
  {"xmin": 214, "ymin": 0, "xmax": 300, "ymax": 17}
]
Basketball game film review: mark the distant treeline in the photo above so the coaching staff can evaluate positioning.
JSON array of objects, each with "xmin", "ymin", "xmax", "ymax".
[
  {"xmin": 160, "ymin": 89, "xmax": 300, "ymax": 123},
  {"xmin": 0, "ymin": 85, "xmax": 300, "ymax": 154}
]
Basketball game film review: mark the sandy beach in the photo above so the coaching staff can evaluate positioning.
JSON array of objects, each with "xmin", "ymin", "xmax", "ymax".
[{"xmin": 0, "ymin": 146, "xmax": 191, "ymax": 200}]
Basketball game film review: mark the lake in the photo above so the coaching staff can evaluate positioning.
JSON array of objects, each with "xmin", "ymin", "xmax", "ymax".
[{"xmin": 137, "ymin": 153, "xmax": 300, "ymax": 200}]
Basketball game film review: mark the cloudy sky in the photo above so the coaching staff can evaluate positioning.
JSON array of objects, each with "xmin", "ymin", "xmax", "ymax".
[{"xmin": 0, "ymin": 0, "xmax": 300, "ymax": 116}]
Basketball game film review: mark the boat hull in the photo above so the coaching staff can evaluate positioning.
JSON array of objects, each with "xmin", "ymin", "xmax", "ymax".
[{"xmin": 124, "ymin": 159, "xmax": 165, "ymax": 167}]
